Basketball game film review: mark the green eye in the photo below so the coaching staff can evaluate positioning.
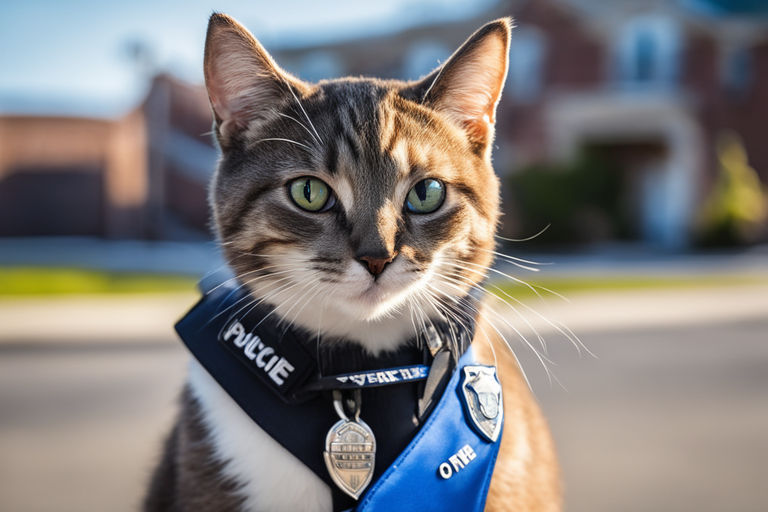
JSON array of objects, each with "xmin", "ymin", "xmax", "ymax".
[
  {"xmin": 406, "ymin": 179, "xmax": 445, "ymax": 214},
  {"xmin": 289, "ymin": 177, "xmax": 332, "ymax": 212}
]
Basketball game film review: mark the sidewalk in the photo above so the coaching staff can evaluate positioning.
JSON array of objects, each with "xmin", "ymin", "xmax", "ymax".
[
  {"xmin": 486, "ymin": 282, "xmax": 768, "ymax": 337},
  {"xmin": 0, "ymin": 292, "xmax": 196, "ymax": 343},
  {"xmin": 2, "ymin": 282, "xmax": 766, "ymax": 345}
]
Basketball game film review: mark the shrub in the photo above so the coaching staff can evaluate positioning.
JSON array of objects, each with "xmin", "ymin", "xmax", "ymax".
[
  {"xmin": 696, "ymin": 132, "xmax": 767, "ymax": 247},
  {"xmin": 504, "ymin": 150, "xmax": 628, "ymax": 245}
]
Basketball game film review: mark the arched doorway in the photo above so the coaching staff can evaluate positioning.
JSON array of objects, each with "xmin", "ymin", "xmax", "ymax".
[{"xmin": 547, "ymin": 93, "xmax": 703, "ymax": 248}]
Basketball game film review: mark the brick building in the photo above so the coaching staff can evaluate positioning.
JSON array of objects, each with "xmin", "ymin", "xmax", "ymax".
[
  {"xmin": 274, "ymin": 0, "xmax": 768, "ymax": 247},
  {"xmin": 0, "ymin": 74, "xmax": 216, "ymax": 240},
  {"xmin": 1, "ymin": 0, "xmax": 766, "ymax": 246},
  {"xmin": 0, "ymin": 111, "xmax": 147, "ymax": 238}
]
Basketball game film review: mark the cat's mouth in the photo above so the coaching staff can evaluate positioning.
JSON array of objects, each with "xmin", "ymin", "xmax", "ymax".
[
  {"xmin": 356, "ymin": 277, "xmax": 397, "ymax": 303},
  {"xmin": 359, "ymin": 279, "xmax": 395, "ymax": 299},
  {"xmin": 346, "ymin": 264, "xmax": 429, "ymax": 320},
  {"xmin": 351, "ymin": 285, "xmax": 407, "ymax": 320}
]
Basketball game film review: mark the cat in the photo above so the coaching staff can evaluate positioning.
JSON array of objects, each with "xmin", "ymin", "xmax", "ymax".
[{"xmin": 144, "ymin": 12, "xmax": 560, "ymax": 512}]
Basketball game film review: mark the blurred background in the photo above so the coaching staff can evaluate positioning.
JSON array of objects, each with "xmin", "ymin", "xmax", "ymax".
[{"xmin": 1, "ymin": 0, "xmax": 766, "ymax": 511}]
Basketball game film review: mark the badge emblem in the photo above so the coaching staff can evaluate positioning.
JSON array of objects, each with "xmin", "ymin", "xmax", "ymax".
[
  {"xmin": 460, "ymin": 365, "xmax": 503, "ymax": 442},
  {"xmin": 324, "ymin": 391, "xmax": 376, "ymax": 499}
]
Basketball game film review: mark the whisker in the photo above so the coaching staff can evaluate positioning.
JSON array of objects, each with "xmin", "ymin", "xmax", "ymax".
[
  {"xmin": 485, "ymin": 279, "xmax": 592, "ymax": 357},
  {"xmin": 475, "ymin": 247, "xmax": 552, "ymax": 270},
  {"xmin": 276, "ymin": 111, "xmax": 321, "ymax": 146},
  {"xmin": 254, "ymin": 137, "xmax": 315, "ymax": 153},
  {"xmin": 440, "ymin": 257, "xmax": 593, "ymax": 358},
  {"xmin": 442, "ymin": 267, "xmax": 549, "ymax": 343},
  {"xmin": 452, "ymin": 259, "xmax": 570, "ymax": 303},
  {"xmin": 203, "ymin": 263, "xmax": 296, "ymax": 296},
  {"xmin": 242, "ymin": 279, "xmax": 310, "ymax": 335},
  {"xmin": 418, "ymin": 288, "xmax": 470, "ymax": 357},
  {"xmin": 290, "ymin": 283, "xmax": 327, "ymax": 330},
  {"xmin": 495, "ymin": 224, "xmax": 551, "ymax": 242},
  {"xmin": 448, "ymin": 259, "xmax": 543, "ymax": 301},
  {"xmin": 428, "ymin": 282, "xmax": 535, "ymax": 390},
  {"xmin": 439, "ymin": 269, "xmax": 552, "ymax": 355},
  {"xmin": 209, "ymin": 271, "xmax": 298, "ymax": 325},
  {"xmin": 201, "ymin": 271, "xmax": 298, "ymax": 329},
  {"xmin": 277, "ymin": 280, "xmax": 324, "ymax": 333},
  {"xmin": 284, "ymin": 82, "xmax": 323, "ymax": 144},
  {"xmin": 427, "ymin": 278, "xmax": 556, "ymax": 385}
]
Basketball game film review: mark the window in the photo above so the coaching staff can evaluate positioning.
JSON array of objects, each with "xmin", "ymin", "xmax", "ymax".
[
  {"xmin": 722, "ymin": 45, "xmax": 752, "ymax": 98},
  {"xmin": 616, "ymin": 16, "xmax": 680, "ymax": 87}
]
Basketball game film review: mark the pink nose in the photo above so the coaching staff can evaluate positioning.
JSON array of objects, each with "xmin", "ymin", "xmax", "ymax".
[{"xmin": 358, "ymin": 254, "xmax": 395, "ymax": 276}]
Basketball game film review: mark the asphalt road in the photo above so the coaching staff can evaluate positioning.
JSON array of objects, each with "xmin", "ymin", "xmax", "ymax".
[
  {"xmin": 517, "ymin": 316, "xmax": 768, "ymax": 512},
  {"xmin": 0, "ymin": 298, "xmax": 766, "ymax": 511}
]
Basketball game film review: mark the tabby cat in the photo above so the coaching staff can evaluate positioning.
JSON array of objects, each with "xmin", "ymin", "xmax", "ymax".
[{"xmin": 145, "ymin": 13, "xmax": 560, "ymax": 512}]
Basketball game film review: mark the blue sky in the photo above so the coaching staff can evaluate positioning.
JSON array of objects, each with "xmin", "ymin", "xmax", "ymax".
[{"xmin": 0, "ymin": 0, "xmax": 496, "ymax": 117}]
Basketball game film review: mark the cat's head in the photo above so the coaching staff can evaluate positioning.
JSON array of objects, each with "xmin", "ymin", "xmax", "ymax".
[{"xmin": 204, "ymin": 13, "xmax": 510, "ymax": 353}]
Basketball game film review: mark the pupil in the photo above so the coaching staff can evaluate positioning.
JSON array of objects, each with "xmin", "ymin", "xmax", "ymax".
[
  {"xmin": 415, "ymin": 180, "xmax": 428, "ymax": 202},
  {"xmin": 303, "ymin": 179, "xmax": 312, "ymax": 203}
]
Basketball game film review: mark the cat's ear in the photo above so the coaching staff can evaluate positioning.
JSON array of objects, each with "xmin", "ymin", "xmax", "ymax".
[
  {"xmin": 204, "ymin": 13, "xmax": 307, "ymax": 144},
  {"xmin": 409, "ymin": 19, "xmax": 511, "ymax": 155}
]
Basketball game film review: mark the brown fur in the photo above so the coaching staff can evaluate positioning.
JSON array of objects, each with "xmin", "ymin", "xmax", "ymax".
[{"xmin": 474, "ymin": 321, "xmax": 562, "ymax": 511}]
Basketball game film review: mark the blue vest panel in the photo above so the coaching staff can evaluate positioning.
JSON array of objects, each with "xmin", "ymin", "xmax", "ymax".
[{"xmin": 352, "ymin": 348, "xmax": 502, "ymax": 512}]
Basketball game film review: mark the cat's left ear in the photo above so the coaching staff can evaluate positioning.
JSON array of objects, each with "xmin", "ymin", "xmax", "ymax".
[{"xmin": 407, "ymin": 19, "xmax": 511, "ymax": 156}]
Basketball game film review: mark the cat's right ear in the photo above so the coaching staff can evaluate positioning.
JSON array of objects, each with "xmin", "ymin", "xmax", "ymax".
[{"xmin": 204, "ymin": 13, "xmax": 306, "ymax": 145}]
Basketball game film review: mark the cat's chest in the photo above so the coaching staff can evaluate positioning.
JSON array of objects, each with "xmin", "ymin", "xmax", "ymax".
[{"xmin": 187, "ymin": 360, "xmax": 333, "ymax": 512}]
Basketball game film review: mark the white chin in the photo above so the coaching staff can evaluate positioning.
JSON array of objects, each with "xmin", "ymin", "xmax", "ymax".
[{"xmin": 337, "ymin": 285, "xmax": 408, "ymax": 321}]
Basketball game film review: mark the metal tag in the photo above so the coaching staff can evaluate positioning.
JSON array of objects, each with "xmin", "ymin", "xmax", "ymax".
[
  {"xmin": 460, "ymin": 365, "xmax": 503, "ymax": 442},
  {"xmin": 422, "ymin": 323, "xmax": 444, "ymax": 356},
  {"xmin": 323, "ymin": 417, "xmax": 376, "ymax": 500}
]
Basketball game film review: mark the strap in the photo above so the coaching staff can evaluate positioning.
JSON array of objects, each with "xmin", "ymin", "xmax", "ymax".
[
  {"xmin": 417, "ymin": 349, "xmax": 452, "ymax": 419},
  {"xmin": 300, "ymin": 364, "xmax": 429, "ymax": 393}
]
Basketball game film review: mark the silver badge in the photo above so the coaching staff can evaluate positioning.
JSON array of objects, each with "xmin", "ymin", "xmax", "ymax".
[
  {"xmin": 460, "ymin": 365, "xmax": 503, "ymax": 442},
  {"xmin": 324, "ymin": 391, "xmax": 376, "ymax": 500}
]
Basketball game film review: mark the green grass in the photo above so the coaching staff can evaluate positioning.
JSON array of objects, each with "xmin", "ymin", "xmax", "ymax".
[
  {"xmin": 1, "ymin": 266, "xmax": 765, "ymax": 298},
  {"xmin": 491, "ymin": 274, "xmax": 768, "ymax": 300},
  {"xmin": 0, "ymin": 267, "xmax": 197, "ymax": 296}
]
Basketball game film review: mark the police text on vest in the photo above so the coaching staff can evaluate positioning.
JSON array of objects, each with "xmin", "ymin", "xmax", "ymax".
[{"xmin": 221, "ymin": 320, "xmax": 295, "ymax": 386}]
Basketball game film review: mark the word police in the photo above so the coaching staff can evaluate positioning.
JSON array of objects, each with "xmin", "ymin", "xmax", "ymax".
[
  {"xmin": 438, "ymin": 444, "xmax": 477, "ymax": 479},
  {"xmin": 221, "ymin": 320, "xmax": 295, "ymax": 386}
]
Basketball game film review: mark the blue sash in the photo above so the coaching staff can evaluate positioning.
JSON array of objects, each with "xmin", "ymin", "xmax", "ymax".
[{"xmin": 352, "ymin": 347, "xmax": 502, "ymax": 511}]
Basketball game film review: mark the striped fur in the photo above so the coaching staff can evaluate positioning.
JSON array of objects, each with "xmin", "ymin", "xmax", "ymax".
[{"xmin": 145, "ymin": 13, "xmax": 560, "ymax": 512}]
